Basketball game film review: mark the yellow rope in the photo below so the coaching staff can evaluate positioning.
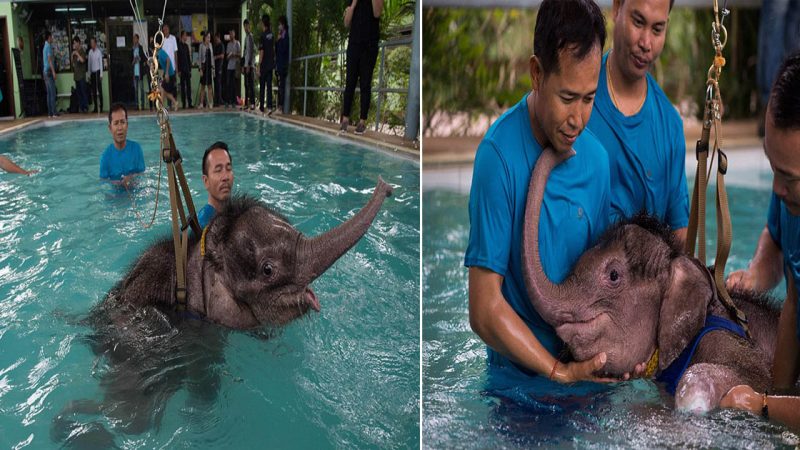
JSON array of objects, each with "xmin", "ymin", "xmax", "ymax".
[{"xmin": 644, "ymin": 349, "xmax": 659, "ymax": 378}]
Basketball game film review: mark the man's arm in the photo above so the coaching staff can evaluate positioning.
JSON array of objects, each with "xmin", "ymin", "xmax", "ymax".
[
  {"xmin": 727, "ymin": 225, "xmax": 784, "ymax": 292},
  {"xmin": 0, "ymin": 155, "xmax": 36, "ymax": 175},
  {"xmin": 48, "ymin": 51, "xmax": 56, "ymax": 79},
  {"xmin": 372, "ymin": 0, "xmax": 384, "ymax": 17},
  {"xmin": 773, "ymin": 271, "xmax": 800, "ymax": 390},
  {"xmin": 344, "ymin": 0, "xmax": 357, "ymax": 28},
  {"xmin": 721, "ymin": 385, "xmax": 800, "ymax": 431},
  {"xmin": 469, "ymin": 267, "xmax": 618, "ymax": 383}
]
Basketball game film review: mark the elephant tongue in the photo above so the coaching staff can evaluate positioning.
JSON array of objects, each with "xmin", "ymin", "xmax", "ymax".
[{"xmin": 305, "ymin": 288, "xmax": 320, "ymax": 312}]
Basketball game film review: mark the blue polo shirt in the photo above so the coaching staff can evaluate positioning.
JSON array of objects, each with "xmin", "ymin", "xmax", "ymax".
[
  {"xmin": 464, "ymin": 94, "xmax": 612, "ymax": 378},
  {"xmin": 197, "ymin": 204, "xmax": 216, "ymax": 229},
  {"xmin": 99, "ymin": 140, "xmax": 145, "ymax": 181},
  {"xmin": 43, "ymin": 41, "xmax": 53, "ymax": 76},
  {"xmin": 157, "ymin": 48, "xmax": 176, "ymax": 77},
  {"xmin": 588, "ymin": 52, "xmax": 689, "ymax": 228},
  {"xmin": 767, "ymin": 192, "xmax": 800, "ymax": 340}
]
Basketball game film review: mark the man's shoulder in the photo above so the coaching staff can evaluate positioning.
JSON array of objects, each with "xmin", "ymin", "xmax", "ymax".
[
  {"xmin": 647, "ymin": 74, "xmax": 683, "ymax": 128},
  {"xmin": 127, "ymin": 139, "xmax": 143, "ymax": 151}
]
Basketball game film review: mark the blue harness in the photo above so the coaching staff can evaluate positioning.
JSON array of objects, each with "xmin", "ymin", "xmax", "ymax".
[{"xmin": 655, "ymin": 315, "xmax": 747, "ymax": 395}]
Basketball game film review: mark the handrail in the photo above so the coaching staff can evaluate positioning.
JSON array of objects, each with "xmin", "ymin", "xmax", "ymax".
[{"xmin": 292, "ymin": 36, "xmax": 413, "ymax": 134}]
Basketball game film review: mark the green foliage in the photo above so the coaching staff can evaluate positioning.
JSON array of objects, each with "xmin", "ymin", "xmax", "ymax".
[
  {"xmin": 423, "ymin": 7, "xmax": 759, "ymax": 135},
  {"xmin": 248, "ymin": 0, "xmax": 415, "ymax": 134}
]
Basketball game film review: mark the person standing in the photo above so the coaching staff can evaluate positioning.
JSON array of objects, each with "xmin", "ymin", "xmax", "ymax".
[
  {"xmin": 225, "ymin": 29, "xmax": 240, "ymax": 108},
  {"xmin": 71, "ymin": 36, "xmax": 88, "ymax": 113},
  {"xmin": 132, "ymin": 33, "xmax": 145, "ymax": 111},
  {"xmin": 160, "ymin": 23, "xmax": 179, "ymax": 81},
  {"xmin": 585, "ymin": 0, "xmax": 688, "ymax": 244},
  {"xmin": 198, "ymin": 31, "xmax": 214, "ymax": 109},
  {"xmin": 340, "ymin": 0, "xmax": 383, "ymax": 134},
  {"xmin": 43, "ymin": 31, "xmax": 58, "ymax": 118},
  {"xmin": 242, "ymin": 19, "xmax": 256, "ymax": 110},
  {"xmin": 258, "ymin": 14, "xmax": 275, "ymax": 114},
  {"xmin": 275, "ymin": 16, "xmax": 290, "ymax": 114},
  {"xmin": 87, "ymin": 37, "xmax": 104, "ymax": 113},
  {"xmin": 213, "ymin": 32, "xmax": 225, "ymax": 108},
  {"xmin": 177, "ymin": 31, "xmax": 193, "ymax": 109}
]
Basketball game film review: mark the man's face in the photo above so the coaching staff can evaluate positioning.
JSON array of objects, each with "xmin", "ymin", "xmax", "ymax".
[
  {"xmin": 611, "ymin": 0, "xmax": 670, "ymax": 81},
  {"xmin": 530, "ymin": 45, "xmax": 602, "ymax": 154},
  {"xmin": 90, "ymin": 39, "xmax": 97, "ymax": 49},
  {"xmin": 163, "ymin": 25, "xmax": 170, "ymax": 37},
  {"xmin": 134, "ymin": 35, "xmax": 139, "ymax": 45},
  {"xmin": 245, "ymin": 23, "xmax": 250, "ymax": 33},
  {"xmin": 230, "ymin": 30, "xmax": 236, "ymax": 40},
  {"xmin": 108, "ymin": 109, "xmax": 128, "ymax": 149},
  {"xmin": 203, "ymin": 149, "xmax": 234, "ymax": 205},
  {"xmin": 765, "ymin": 106, "xmax": 800, "ymax": 215}
]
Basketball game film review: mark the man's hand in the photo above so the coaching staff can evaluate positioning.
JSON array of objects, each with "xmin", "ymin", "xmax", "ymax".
[
  {"xmin": 554, "ymin": 353, "xmax": 622, "ymax": 384},
  {"xmin": 720, "ymin": 384, "xmax": 762, "ymax": 414},
  {"xmin": 726, "ymin": 269, "xmax": 757, "ymax": 292}
]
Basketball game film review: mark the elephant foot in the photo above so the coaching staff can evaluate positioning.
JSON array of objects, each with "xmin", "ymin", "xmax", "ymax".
[{"xmin": 674, "ymin": 363, "xmax": 744, "ymax": 414}]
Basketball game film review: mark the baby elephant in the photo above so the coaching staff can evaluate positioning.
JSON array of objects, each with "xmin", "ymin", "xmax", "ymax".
[
  {"xmin": 108, "ymin": 177, "xmax": 393, "ymax": 328},
  {"xmin": 522, "ymin": 147, "xmax": 778, "ymax": 413}
]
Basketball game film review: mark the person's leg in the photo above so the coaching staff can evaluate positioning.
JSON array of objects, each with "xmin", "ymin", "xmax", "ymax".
[
  {"xmin": 342, "ymin": 42, "xmax": 362, "ymax": 126},
  {"xmin": 259, "ymin": 70, "xmax": 266, "ymax": 111},
  {"xmin": 758, "ymin": 0, "xmax": 791, "ymax": 107},
  {"xmin": 133, "ymin": 76, "xmax": 140, "ymax": 110},
  {"xmin": 227, "ymin": 70, "xmax": 236, "ymax": 106},
  {"xmin": 90, "ymin": 71, "xmax": 98, "ymax": 112},
  {"xmin": 98, "ymin": 75, "xmax": 103, "ymax": 111},
  {"xmin": 247, "ymin": 70, "xmax": 255, "ymax": 107},
  {"xmin": 82, "ymin": 79, "xmax": 89, "ymax": 112},
  {"xmin": 267, "ymin": 70, "xmax": 273, "ymax": 110},
  {"xmin": 45, "ymin": 74, "xmax": 56, "ymax": 116},
  {"xmin": 278, "ymin": 71, "xmax": 287, "ymax": 113},
  {"xmin": 357, "ymin": 42, "xmax": 380, "ymax": 129}
]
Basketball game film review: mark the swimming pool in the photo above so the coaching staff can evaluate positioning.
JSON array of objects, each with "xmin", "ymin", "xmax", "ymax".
[
  {"xmin": 0, "ymin": 113, "xmax": 420, "ymax": 449},
  {"xmin": 422, "ymin": 149, "xmax": 797, "ymax": 448}
]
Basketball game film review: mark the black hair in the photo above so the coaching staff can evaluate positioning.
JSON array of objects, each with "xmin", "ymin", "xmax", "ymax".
[
  {"xmin": 45, "ymin": 31, "xmax": 52, "ymax": 40},
  {"xmin": 262, "ymin": 14, "xmax": 271, "ymax": 29},
  {"xmin": 72, "ymin": 35, "xmax": 81, "ymax": 44},
  {"xmin": 619, "ymin": 0, "xmax": 676, "ymax": 11},
  {"xmin": 134, "ymin": 33, "xmax": 139, "ymax": 39},
  {"xmin": 533, "ymin": 0, "xmax": 606, "ymax": 76},
  {"xmin": 243, "ymin": 19, "xmax": 249, "ymax": 26},
  {"xmin": 202, "ymin": 141, "xmax": 232, "ymax": 176},
  {"xmin": 278, "ymin": 15, "xmax": 288, "ymax": 33},
  {"xmin": 769, "ymin": 51, "xmax": 800, "ymax": 130},
  {"xmin": 108, "ymin": 103, "xmax": 128, "ymax": 124}
]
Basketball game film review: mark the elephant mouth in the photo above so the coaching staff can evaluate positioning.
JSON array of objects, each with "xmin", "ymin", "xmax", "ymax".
[
  {"xmin": 304, "ymin": 288, "xmax": 320, "ymax": 312},
  {"xmin": 556, "ymin": 313, "xmax": 609, "ymax": 352}
]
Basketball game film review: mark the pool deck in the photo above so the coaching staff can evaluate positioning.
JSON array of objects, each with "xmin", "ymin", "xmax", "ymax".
[
  {"xmin": 424, "ymin": 118, "xmax": 761, "ymax": 167},
  {"xmin": 0, "ymin": 109, "xmax": 420, "ymax": 160}
]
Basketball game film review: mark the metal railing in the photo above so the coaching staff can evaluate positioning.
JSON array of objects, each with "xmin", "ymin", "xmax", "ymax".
[{"xmin": 293, "ymin": 36, "xmax": 413, "ymax": 133}]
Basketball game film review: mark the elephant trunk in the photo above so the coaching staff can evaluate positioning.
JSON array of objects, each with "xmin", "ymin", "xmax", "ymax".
[
  {"xmin": 521, "ymin": 147, "xmax": 576, "ymax": 324},
  {"xmin": 296, "ymin": 177, "xmax": 393, "ymax": 285}
]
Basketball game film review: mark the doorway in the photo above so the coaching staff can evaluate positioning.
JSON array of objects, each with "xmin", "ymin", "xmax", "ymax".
[
  {"xmin": 107, "ymin": 19, "xmax": 134, "ymax": 106},
  {"xmin": 0, "ymin": 17, "xmax": 16, "ymax": 118}
]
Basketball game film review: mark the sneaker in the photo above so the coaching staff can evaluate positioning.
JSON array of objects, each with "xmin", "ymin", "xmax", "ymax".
[
  {"xmin": 339, "ymin": 118, "xmax": 349, "ymax": 133},
  {"xmin": 354, "ymin": 122, "xmax": 366, "ymax": 135}
]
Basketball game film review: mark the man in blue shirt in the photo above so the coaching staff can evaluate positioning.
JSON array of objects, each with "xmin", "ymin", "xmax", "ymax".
[
  {"xmin": 197, "ymin": 141, "xmax": 234, "ymax": 229},
  {"xmin": 100, "ymin": 103, "xmax": 144, "ymax": 188},
  {"xmin": 718, "ymin": 52, "xmax": 800, "ymax": 429},
  {"xmin": 587, "ymin": 0, "xmax": 688, "ymax": 243},
  {"xmin": 466, "ymin": 0, "xmax": 620, "ymax": 387},
  {"xmin": 43, "ymin": 31, "xmax": 58, "ymax": 118},
  {"xmin": 157, "ymin": 45, "xmax": 179, "ymax": 110}
]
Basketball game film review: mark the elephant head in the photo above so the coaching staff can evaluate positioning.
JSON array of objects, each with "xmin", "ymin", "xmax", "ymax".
[
  {"xmin": 186, "ymin": 177, "xmax": 393, "ymax": 329},
  {"xmin": 521, "ymin": 148, "xmax": 713, "ymax": 377}
]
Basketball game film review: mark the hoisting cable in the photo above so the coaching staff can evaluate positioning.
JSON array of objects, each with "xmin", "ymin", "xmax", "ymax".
[
  {"xmin": 684, "ymin": 0, "xmax": 751, "ymax": 338},
  {"xmin": 128, "ymin": 0, "xmax": 201, "ymax": 312}
]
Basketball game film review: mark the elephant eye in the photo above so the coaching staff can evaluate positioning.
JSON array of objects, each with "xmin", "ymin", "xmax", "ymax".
[
  {"xmin": 263, "ymin": 264, "xmax": 273, "ymax": 277},
  {"xmin": 609, "ymin": 269, "xmax": 619, "ymax": 282}
]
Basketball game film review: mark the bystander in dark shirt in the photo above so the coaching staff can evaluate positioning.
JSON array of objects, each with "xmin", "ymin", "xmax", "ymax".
[{"xmin": 349, "ymin": 0, "xmax": 380, "ymax": 45}]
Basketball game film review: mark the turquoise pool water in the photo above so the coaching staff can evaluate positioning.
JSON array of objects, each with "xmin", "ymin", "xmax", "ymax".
[
  {"xmin": 0, "ymin": 113, "xmax": 420, "ymax": 449},
  {"xmin": 423, "ymin": 151, "xmax": 797, "ymax": 449}
]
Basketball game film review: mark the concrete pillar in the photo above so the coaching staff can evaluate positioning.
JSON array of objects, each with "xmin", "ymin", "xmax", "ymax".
[{"xmin": 403, "ymin": 1, "xmax": 420, "ymax": 140}]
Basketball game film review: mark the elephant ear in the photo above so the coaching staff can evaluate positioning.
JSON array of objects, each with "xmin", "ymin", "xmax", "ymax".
[{"xmin": 657, "ymin": 256, "xmax": 713, "ymax": 370}]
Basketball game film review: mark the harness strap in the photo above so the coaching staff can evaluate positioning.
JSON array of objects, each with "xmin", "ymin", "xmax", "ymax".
[{"xmin": 656, "ymin": 315, "xmax": 745, "ymax": 395}]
